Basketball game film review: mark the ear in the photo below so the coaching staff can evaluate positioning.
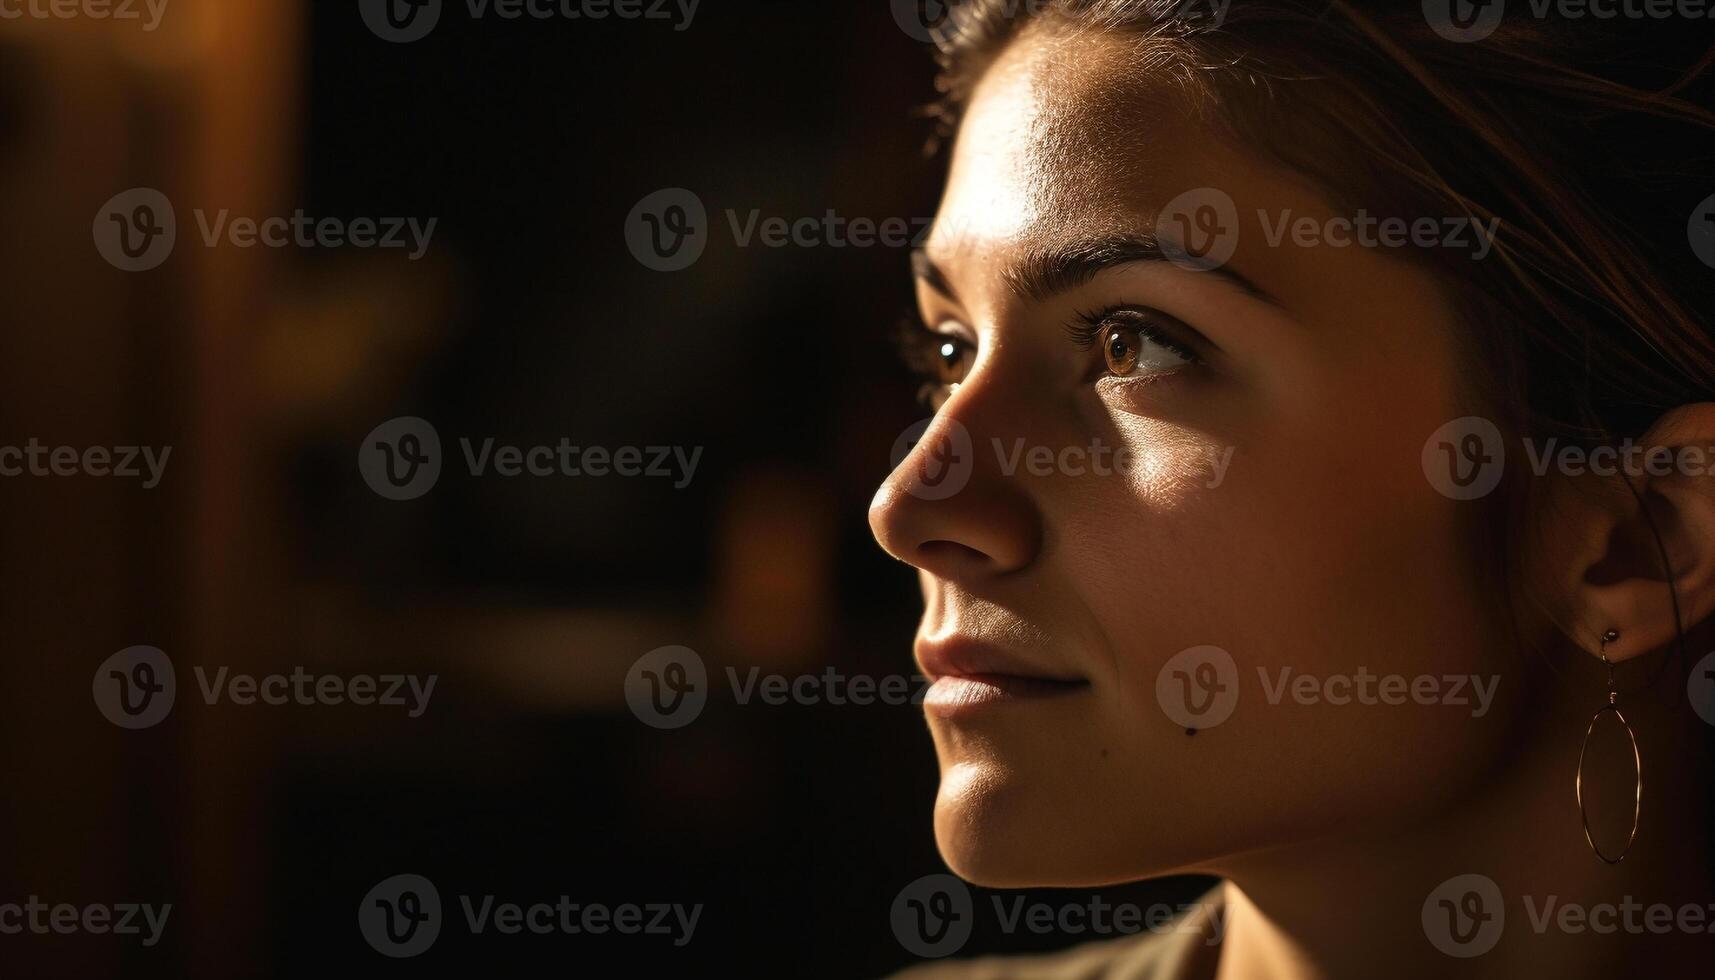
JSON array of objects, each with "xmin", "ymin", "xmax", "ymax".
[{"xmin": 1526, "ymin": 403, "xmax": 1715, "ymax": 663}]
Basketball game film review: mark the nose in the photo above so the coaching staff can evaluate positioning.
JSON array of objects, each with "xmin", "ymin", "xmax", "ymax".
[{"xmin": 869, "ymin": 410, "xmax": 1041, "ymax": 580}]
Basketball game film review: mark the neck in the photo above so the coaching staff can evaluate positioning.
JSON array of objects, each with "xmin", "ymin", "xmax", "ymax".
[{"xmin": 1207, "ymin": 666, "xmax": 1713, "ymax": 980}]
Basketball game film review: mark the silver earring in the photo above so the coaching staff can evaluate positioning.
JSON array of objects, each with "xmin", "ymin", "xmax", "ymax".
[{"xmin": 1575, "ymin": 628, "xmax": 1641, "ymax": 863}]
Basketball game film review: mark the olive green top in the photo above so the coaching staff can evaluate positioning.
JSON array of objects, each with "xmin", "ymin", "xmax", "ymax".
[{"xmin": 888, "ymin": 888, "xmax": 1225, "ymax": 980}]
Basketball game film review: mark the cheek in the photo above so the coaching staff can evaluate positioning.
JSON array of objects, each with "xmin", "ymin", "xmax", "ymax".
[{"xmin": 1054, "ymin": 408, "xmax": 1507, "ymax": 820}]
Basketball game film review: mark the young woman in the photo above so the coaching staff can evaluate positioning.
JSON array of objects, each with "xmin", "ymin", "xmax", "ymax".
[{"xmin": 871, "ymin": 3, "xmax": 1715, "ymax": 977}]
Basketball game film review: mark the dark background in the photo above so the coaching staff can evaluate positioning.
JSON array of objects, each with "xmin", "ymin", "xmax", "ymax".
[{"xmin": 0, "ymin": 2, "xmax": 1208, "ymax": 976}]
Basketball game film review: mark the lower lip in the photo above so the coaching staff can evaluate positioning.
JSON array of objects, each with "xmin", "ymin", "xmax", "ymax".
[{"xmin": 923, "ymin": 674, "xmax": 1089, "ymax": 714}]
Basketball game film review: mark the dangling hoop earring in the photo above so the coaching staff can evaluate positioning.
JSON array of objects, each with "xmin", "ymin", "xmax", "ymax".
[{"xmin": 1575, "ymin": 628, "xmax": 1642, "ymax": 864}]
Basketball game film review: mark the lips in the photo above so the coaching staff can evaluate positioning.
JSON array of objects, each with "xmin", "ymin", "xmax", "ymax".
[{"xmin": 916, "ymin": 636, "xmax": 1088, "ymax": 712}]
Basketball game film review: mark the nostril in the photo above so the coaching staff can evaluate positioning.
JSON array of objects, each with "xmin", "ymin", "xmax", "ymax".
[
  {"xmin": 915, "ymin": 539, "xmax": 992, "ymax": 568},
  {"xmin": 867, "ymin": 461, "xmax": 1040, "ymax": 576}
]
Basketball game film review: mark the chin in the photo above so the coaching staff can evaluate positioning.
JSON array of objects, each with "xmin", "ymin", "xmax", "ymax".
[{"xmin": 931, "ymin": 759, "xmax": 1153, "ymax": 889}]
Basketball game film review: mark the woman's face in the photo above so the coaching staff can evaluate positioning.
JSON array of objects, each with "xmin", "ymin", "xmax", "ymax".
[{"xmin": 870, "ymin": 29, "xmax": 1520, "ymax": 888}]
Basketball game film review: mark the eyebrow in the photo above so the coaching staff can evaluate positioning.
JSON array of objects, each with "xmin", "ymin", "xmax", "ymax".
[{"xmin": 912, "ymin": 234, "xmax": 1280, "ymax": 308}]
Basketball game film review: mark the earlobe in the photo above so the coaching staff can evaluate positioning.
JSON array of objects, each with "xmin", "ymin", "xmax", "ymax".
[{"xmin": 1556, "ymin": 403, "xmax": 1715, "ymax": 662}]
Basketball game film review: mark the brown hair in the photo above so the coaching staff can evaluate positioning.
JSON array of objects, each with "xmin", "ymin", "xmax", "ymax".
[
  {"xmin": 922, "ymin": 0, "xmax": 1715, "ymax": 715},
  {"xmin": 929, "ymin": 2, "xmax": 1715, "ymax": 432}
]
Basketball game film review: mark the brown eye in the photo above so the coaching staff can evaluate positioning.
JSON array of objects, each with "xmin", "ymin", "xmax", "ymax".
[
  {"xmin": 934, "ymin": 338, "xmax": 969, "ymax": 384},
  {"xmin": 1072, "ymin": 307, "xmax": 1201, "ymax": 383},
  {"xmin": 1103, "ymin": 325, "xmax": 1141, "ymax": 376},
  {"xmin": 911, "ymin": 332, "xmax": 974, "ymax": 411}
]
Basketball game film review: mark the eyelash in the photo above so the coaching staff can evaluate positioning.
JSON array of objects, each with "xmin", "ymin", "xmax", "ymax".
[
  {"xmin": 1065, "ymin": 305, "xmax": 1203, "ymax": 368},
  {"xmin": 895, "ymin": 305, "xmax": 1206, "ymax": 409}
]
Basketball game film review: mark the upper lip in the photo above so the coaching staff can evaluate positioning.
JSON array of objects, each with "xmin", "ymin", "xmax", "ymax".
[{"xmin": 915, "ymin": 634, "xmax": 1084, "ymax": 684}]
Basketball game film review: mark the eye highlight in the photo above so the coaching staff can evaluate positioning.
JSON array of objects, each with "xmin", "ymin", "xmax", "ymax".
[
  {"xmin": 896, "ymin": 317, "xmax": 976, "ymax": 411},
  {"xmin": 1068, "ymin": 306, "xmax": 1204, "ymax": 383}
]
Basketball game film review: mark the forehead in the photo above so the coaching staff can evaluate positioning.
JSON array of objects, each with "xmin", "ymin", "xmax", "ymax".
[{"xmin": 930, "ymin": 28, "xmax": 1236, "ymax": 264}]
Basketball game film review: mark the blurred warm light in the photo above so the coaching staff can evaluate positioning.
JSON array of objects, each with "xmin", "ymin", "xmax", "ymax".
[
  {"xmin": 256, "ymin": 253, "xmax": 460, "ymax": 430},
  {"xmin": 709, "ymin": 466, "xmax": 835, "ymax": 669}
]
